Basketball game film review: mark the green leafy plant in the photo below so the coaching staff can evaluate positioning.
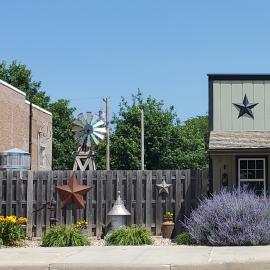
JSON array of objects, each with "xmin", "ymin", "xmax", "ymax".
[
  {"xmin": 105, "ymin": 226, "xmax": 153, "ymax": 246},
  {"xmin": 42, "ymin": 226, "xmax": 90, "ymax": 247},
  {"xmin": 176, "ymin": 232, "xmax": 193, "ymax": 245},
  {"xmin": 0, "ymin": 216, "xmax": 27, "ymax": 245}
]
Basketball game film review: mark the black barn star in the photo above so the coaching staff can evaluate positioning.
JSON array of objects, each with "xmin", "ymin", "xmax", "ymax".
[{"xmin": 233, "ymin": 94, "xmax": 258, "ymax": 119}]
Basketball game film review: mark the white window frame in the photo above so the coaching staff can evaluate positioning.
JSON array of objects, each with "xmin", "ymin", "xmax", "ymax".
[
  {"xmin": 238, "ymin": 158, "xmax": 266, "ymax": 195},
  {"xmin": 39, "ymin": 145, "xmax": 46, "ymax": 168}
]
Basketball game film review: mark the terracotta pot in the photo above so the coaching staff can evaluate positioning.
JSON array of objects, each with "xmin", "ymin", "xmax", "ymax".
[{"xmin": 161, "ymin": 222, "xmax": 175, "ymax": 238}]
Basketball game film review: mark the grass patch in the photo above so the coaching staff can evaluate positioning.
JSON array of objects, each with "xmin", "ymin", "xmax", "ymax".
[
  {"xmin": 176, "ymin": 232, "xmax": 193, "ymax": 245},
  {"xmin": 105, "ymin": 226, "xmax": 153, "ymax": 246},
  {"xmin": 42, "ymin": 226, "xmax": 90, "ymax": 247}
]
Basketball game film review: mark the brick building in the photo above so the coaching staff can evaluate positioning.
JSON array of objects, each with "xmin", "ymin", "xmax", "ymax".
[{"xmin": 0, "ymin": 79, "xmax": 52, "ymax": 170}]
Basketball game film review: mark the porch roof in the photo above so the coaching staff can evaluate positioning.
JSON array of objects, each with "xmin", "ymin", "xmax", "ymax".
[{"xmin": 209, "ymin": 131, "xmax": 270, "ymax": 152}]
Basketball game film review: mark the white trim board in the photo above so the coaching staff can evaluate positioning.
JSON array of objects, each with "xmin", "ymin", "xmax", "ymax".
[
  {"xmin": 0, "ymin": 79, "xmax": 52, "ymax": 116},
  {"xmin": 25, "ymin": 100, "xmax": 52, "ymax": 116},
  {"xmin": 0, "ymin": 79, "xmax": 26, "ymax": 96}
]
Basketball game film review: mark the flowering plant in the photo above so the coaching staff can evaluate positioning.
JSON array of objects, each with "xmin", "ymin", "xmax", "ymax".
[
  {"xmin": 75, "ymin": 220, "xmax": 88, "ymax": 230},
  {"xmin": 0, "ymin": 216, "xmax": 27, "ymax": 245},
  {"xmin": 163, "ymin": 211, "xmax": 174, "ymax": 222},
  {"xmin": 186, "ymin": 188, "xmax": 270, "ymax": 246}
]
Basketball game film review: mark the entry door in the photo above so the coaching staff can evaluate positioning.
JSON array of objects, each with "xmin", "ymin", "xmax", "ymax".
[{"xmin": 238, "ymin": 158, "xmax": 266, "ymax": 195}]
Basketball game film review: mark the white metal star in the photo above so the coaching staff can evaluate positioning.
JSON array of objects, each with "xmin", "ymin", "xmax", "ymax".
[{"xmin": 156, "ymin": 179, "xmax": 172, "ymax": 195}]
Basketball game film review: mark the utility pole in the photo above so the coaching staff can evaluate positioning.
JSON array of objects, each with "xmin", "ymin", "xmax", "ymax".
[
  {"xmin": 103, "ymin": 97, "xmax": 110, "ymax": 170},
  {"xmin": 141, "ymin": 109, "xmax": 144, "ymax": 170}
]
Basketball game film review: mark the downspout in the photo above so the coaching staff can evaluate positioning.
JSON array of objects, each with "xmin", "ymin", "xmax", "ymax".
[{"xmin": 29, "ymin": 101, "xmax": 33, "ymax": 170}]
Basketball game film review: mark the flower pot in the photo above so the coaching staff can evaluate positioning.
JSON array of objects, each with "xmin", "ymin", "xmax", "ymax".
[{"xmin": 161, "ymin": 222, "xmax": 175, "ymax": 238}]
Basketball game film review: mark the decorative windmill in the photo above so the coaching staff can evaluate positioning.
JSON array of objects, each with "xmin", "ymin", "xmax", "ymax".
[{"xmin": 72, "ymin": 112, "xmax": 106, "ymax": 171}]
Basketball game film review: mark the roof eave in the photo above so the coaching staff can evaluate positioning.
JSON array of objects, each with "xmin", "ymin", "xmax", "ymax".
[
  {"xmin": 209, "ymin": 148, "xmax": 270, "ymax": 154},
  {"xmin": 207, "ymin": 74, "xmax": 270, "ymax": 80}
]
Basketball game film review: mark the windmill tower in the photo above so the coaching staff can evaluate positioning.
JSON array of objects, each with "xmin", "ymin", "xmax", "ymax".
[{"xmin": 72, "ymin": 112, "xmax": 106, "ymax": 171}]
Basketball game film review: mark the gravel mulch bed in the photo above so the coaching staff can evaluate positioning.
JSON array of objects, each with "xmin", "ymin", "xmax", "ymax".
[{"xmin": 1, "ymin": 236, "xmax": 175, "ymax": 248}]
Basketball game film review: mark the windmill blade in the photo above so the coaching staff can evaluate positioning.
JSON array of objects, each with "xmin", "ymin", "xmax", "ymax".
[
  {"xmin": 86, "ymin": 112, "xmax": 93, "ymax": 124},
  {"xmin": 94, "ymin": 127, "xmax": 106, "ymax": 134},
  {"xmin": 78, "ymin": 113, "xmax": 87, "ymax": 125},
  {"xmin": 86, "ymin": 134, "xmax": 91, "ymax": 147},
  {"xmin": 73, "ymin": 119, "xmax": 85, "ymax": 128},
  {"xmin": 74, "ymin": 131, "xmax": 86, "ymax": 141},
  {"xmin": 91, "ymin": 133, "xmax": 99, "ymax": 145},
  {"xmin": 72, "ymin": 125, "xmax": 84, "ymax": 132},
  {"xmin": 90, "ymin": 113, "xmax": 97, "ymax": 125},
  {"xmin": 93, "ymin": 120, "xmax": 104, "ymax": 128},
  {"xmin": 93, "ymin": 131, "xmax": 105, "ymax": 140},
  {"xmin": 79, "ymin": 134, "xmax": 87, "ymax": 145}
]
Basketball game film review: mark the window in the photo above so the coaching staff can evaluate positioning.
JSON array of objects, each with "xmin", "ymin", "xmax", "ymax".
[
  {"xmin": 238, "ymin": 158, "xmax": 265, "ymax": 195},
  {"xmin": 39, "ymin": 146, "xmax": 46, "ymax": 167}
]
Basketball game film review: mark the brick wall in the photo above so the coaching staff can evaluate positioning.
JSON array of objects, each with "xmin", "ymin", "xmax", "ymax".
[{"xmin": 0, "ymin": 81, "xmax": 52, "ymax": 170}]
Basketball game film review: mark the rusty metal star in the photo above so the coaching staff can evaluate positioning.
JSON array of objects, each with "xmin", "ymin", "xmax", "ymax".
[{"xmin": 55, "ymin": 174, "xmax": 92, "ymax": 208}]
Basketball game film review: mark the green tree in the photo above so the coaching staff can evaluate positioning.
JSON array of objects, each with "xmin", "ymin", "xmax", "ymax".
[
  {"xmin": 49, "ymin": 100, "xmax": 78, "ymax": 169},
  {"xmin": 0, "ymin": 60, "xmax": 77, "ymax": 169},
  {"xmin": 0, "ymin": 60, "xmax": 50, "ymax": 109},
  {"xmin": 161, "ymin": 115, "xmax": 208, "ymax": 169},
  {"xmin": 96, "ymin": 91, "xmax": 208, "ymax": 170}
]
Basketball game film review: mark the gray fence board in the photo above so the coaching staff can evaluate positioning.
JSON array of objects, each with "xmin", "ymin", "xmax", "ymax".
[
  {"xmin": 86, "ymin": 170, "xmax": 93, "ymax": 236},
  {"xmin": 0, "ymin": 171, "xmax": 3, "ymax": 215},
  {"xmin": 26, "ymin": 171, "xmax": 33, "ymax": 237},
  {"xmin": 145, "ymin": 170, "xmax": 152, "ymax": 229}
]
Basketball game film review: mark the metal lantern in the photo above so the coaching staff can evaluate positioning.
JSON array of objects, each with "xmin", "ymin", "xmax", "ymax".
[{"xmin": 107, "ymin": 191, "xmax": 131, "ymax": 228}]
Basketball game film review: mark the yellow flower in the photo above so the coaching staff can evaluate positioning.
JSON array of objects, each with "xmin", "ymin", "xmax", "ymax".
[
  {"xmin": 6, "ymin": 216, "xmax": 17, "ymax": 223},
  {"xmin": 0, "ymin": 216, "xmax": 5, "ymax": 223},
  {"xmin": 75, "ymin": 220, "xmax": 88, "ymax": 229},
  {"xmin": 18, "ymin": 217, "xmax": 28, "ymax": 224}
]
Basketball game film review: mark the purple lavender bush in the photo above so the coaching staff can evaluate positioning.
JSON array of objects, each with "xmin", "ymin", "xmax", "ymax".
[{"xmin": 185, "ymin": 189, "xmax": 270, "ymax": 246}]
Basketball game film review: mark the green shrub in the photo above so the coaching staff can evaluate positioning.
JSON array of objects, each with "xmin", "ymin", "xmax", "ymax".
[
  {"xmin": 105, "ymin": 226, "xmax": 153, "ymax": 246},
  {"xmin": 42, "ymin": 226, "xmax": 90, "ymax": 247},
  {"xmin": 0, "ymin": 216, "xmax": 26, "ymax": 245},
  {"xmin": 176, "ymin": 232, "xmax": 193, "ymax": 245}
]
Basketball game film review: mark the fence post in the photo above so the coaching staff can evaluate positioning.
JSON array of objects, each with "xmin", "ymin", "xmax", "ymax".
[
  {"xmin": 184, "ymin": 169, "xmax": 191, "ymax": 218},
  {"xmin": 86, "ymin": 170, "xmax": 93, "ymax": 236},
  {"xmin": 96, "ymin": 170, "xmax": 103, "ymax": 238},
  {"xmin": 126, "ymin": 170, "xmax": 133, "ymax": 226},
  {"xmin": 145, "ymin": 170, "xmax": 152, "ymax": 230},
  {"xmin": 136, "ymin": 171, "xmax": 143, "ymax": 225},
  {"xmin": 0, "ymin": 171, "xmax": 2, "ymax": 215},
  {"xmin": 6, "ymin": 171, "xmax": 12, "ymax": 215},
  {"xmin": 155, "ymin": 170, "xmax": 163, "ymax": 235},
  {"xmin": 26, "ymin": 171, "xmax": 33, "ymax": 238}
]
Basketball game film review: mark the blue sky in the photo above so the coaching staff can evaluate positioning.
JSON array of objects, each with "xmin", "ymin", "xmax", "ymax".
[{"xmin": 1, "ymin": 0, "xmax": 270, "ymax": 121}]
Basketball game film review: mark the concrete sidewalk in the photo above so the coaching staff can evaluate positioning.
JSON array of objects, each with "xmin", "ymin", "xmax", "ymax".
[{"xmin": 1, "ymin": 245, "xmax": 270, "ymax": 270}]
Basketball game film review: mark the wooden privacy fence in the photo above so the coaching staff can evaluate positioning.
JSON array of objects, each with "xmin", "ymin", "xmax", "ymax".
[{"xmin": 0, "ymin": 170, "xmax": 208, "ymax": 238}]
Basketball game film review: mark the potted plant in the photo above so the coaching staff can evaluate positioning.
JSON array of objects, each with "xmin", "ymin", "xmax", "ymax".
[
  {"xmin": 161, "ymin": 211, "xmax": 174, "ymax": 238},
  {"xmin": 75, "ymin": 220, "xmax": 88, "ymax": 236}
]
